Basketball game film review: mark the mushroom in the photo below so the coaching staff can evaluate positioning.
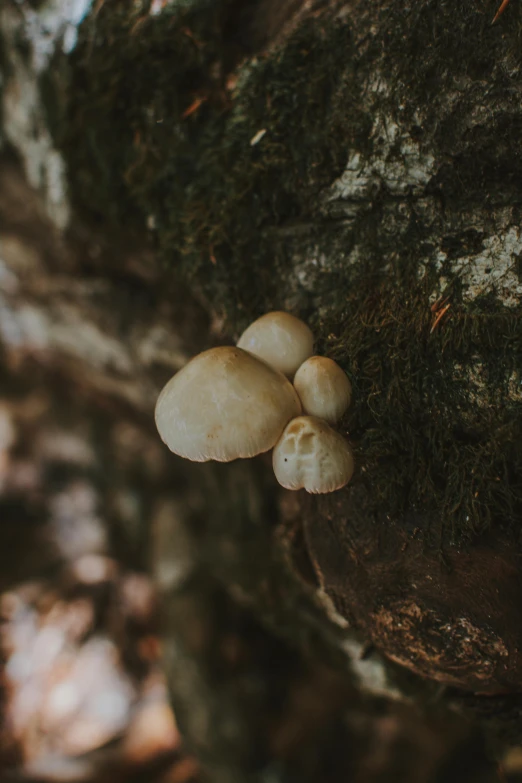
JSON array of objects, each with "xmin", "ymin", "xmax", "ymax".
[
  {"xmin": 237, "ymin": 311, "xmax": 314, "ymax": 378},
  {"xmin": 272, "ymin": 415, "xmax": 354, "ymax": 493},
  {"xmin": 293, "ymin": 356, "xmax": 352, "ymax": 423},
  {"xmin": 155, "ymin": 346, "xmax": 301, "ymax": 462}
]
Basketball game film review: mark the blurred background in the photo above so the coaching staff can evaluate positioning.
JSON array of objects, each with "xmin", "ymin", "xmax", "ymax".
[{"xmin": 0, "ymin": 359, "xmax": 199, "ymax": 783}]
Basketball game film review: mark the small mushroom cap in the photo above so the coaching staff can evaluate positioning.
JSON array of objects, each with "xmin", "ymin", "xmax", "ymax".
[
  {"xmin": 293, "ymin": 356, "xmax": 352, "ymax": 423},
  {"xmin": 237, "ymin": 311, "xmax": 314, "ymax": 378},
  {"xmin": 155, "ymin": 346, "xmax": 301, "ymax": 462},
  {"xmin": 272, "ymin": 415, "xmax": 354, "ymax": 493}
]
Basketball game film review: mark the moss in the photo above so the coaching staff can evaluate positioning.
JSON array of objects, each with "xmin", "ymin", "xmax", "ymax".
[
  {"xmin": 47, "ymin": 0, "xmax": 522, "ymax": 546},
  {"xmin": 49, "ymin": 1, "xmax": 361, "ymax": 324},
  {"xmin": 323, "ymin": 270, "xmax": 522, "ymax": 544}
]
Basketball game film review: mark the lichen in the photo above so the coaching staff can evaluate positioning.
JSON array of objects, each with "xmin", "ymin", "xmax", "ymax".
[{"xmin": 430, "ymin": 225, "xmax": 522, "ymax": 307}]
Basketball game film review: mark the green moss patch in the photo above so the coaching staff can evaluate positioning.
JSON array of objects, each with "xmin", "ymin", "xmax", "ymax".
[
  {"xmin": 322, "ymin": 268, "xmax": 522, "ymax": 545},
  {"xmin": 51, "ymin": 1, "xmax": 361, "ymax": 324},
  {"xmin": 47, "ymin": 0, "xmax": 522, "ymax": 546}
]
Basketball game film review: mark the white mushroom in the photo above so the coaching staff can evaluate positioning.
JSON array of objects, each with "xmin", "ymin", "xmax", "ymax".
[
  {"xmin": 293, "ymin": 356, "xmax": 352, "ymax": 423},
  {"xmin": 155, "ymin": 346, "xmax": 301, "ymax": 462},
  {"xmin": 272, "ymin": 416, "xmax": 354, "ymax": 493},
  {"xmin": 237, "ymin": 311, "xmax": 314, "ymax": 378}
]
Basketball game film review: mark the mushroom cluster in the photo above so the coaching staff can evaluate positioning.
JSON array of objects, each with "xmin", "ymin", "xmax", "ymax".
[{"xmin": 155, "ymin": 312, "xmax": 354, "ymax": 494}]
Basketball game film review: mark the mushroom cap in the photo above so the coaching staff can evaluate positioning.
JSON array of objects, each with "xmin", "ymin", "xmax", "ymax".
[
  {"xmin": 155, "ymin": 346, "xmax": 301, "ymax": 462},
  {"xmin": 236, "ymin": 311, "xmax": 314, "ymax": 378},
  {"xmin": 272, "ymin": 415, "xmax": 354, "ymax": 493},
  {"xmin": 293, "ymin": 356, "xmax": 352, "ymax": 423}
]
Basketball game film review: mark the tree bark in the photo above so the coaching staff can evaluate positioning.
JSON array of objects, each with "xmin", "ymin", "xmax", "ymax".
[{"xmin": 2, "ymin": 0, "xmax": 522, "ymax": 777}]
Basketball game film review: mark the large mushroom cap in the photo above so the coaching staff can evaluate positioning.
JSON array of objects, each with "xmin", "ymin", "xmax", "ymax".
[
  {"xmin": 294, "ymin": 356, "xmax": 352, "ymax": 423},
  {"xmin": 272, "ymin": 416, "xmax": 354, "ymax": 493},
  {"xmin": 237, "ymin": 311, "xmax": 314, "ymax": 378},
  {"xmin": 155, "ymin": 346, "xmax": 301, "ymax": 462}
]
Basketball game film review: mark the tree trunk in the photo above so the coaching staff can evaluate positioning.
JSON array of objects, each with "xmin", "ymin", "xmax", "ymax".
[{"xmin": 2, "ymin": 0, "xmax": 522, "ymax": 778}]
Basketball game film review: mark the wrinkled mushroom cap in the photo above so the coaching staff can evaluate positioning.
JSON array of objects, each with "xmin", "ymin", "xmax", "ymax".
[
  {"xmin": 293, "ymin": 356, "xmax": 352, "ymax": 423},
  {"xmin": 272, "ymin": 415, "xmax": 354, "ymax": 493},
  {"xmin": 237, "ymin": 311, "xmax": 314, "ymax": 378},
  {"xmin": 155, "ymin": 346, "xmax": 301, "ymax": 462}
]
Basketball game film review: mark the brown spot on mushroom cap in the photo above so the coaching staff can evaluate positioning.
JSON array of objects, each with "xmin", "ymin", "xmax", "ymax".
[
  {"xmin": 237, "ymin": 311, "xmax": 314, "ymax": 378},
  {"xmin": 154, "ymin": 346, "xmax": 301, "ymax": 462},
  {"xmin": 294, "ymin": 356, "xmax": 352, "ymax": 423},
  {"xmin": 272, "ymin": 415, "xmax": 354, "ymax": 493}
]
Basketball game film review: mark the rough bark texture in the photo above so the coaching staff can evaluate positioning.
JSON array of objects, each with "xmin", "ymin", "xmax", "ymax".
[{"xmin": 2, "ymin": 0, "xmax": 522, "ymax": 778}]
